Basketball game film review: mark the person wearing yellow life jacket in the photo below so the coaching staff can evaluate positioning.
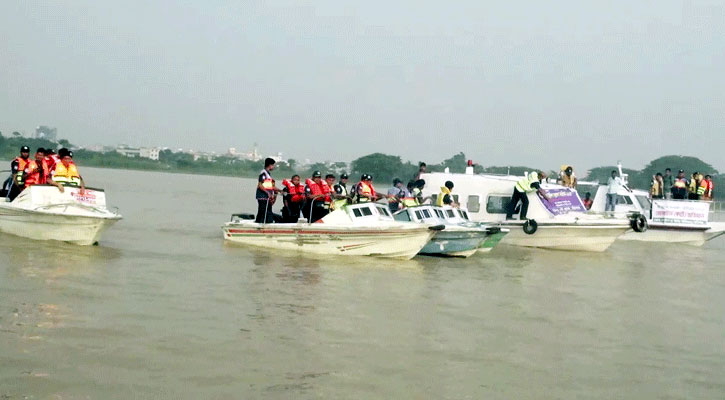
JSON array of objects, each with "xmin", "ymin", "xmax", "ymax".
[
  {"xmin": 650, "ymin": 173, "xmax": 664, "ymax": 199},
  {"xmin": 687, "ymin": 172, "xmax": 701, "ymax": 200},
  {"xmin": 304, "ymin": 171, "xmax": 327, "ymax": 222},
  {"xmin": 281, "ymin": 174, "xmax": 305, "ymax": 222},
  {"xmin": 24, "ymin": 148, "xmax": 49, "ymax": 188},
  {"xmin": 48, "ymin": 148, "xmax": 85, "ymax": 194},
  {"xmin": 254, "ymin": 158, "xmax": 280, "ymax": 223},
  {"xmin": 559, "ymin": 165, "xmax": 577, "ymax": 189},
  {"xmin": 506, "ymin": 171, "xmax": 550, "ymax": 220},
  {"xmin": 436, "ymin": 181, "xmax": 458, "ymax": 207},
  {"xmin": 7, "ymin": 145, "xmax": 31, "ymax": 201},
  {"xmin": 671, "ymin": 170, "xmax": 688, "ymax": 199},
  {"xmin": 332, "ymin": 173, "xmax": 350, "ymax": 210},
  {"xmin": 400, "ymin": 180, "xmax": 419, "ymax": 208},
  {"xmin": 356, "ymin": 174, "xmax": 378, "ymax": 203}
]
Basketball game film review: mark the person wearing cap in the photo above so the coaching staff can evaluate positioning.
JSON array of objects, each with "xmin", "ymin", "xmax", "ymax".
[
  {"xmin": 387, "ymin": 178, "xmax": 405, "ymax": 212},
  {"xmin": 671, "ymin": 170, "xmax": 688, "ymax": 199},
  {"xmin": 506, "ymin": 171, "xmax": 550, "ymax": 220},
  {"xmin": 49, "ymin": 148, "xmax": 85, "ymax": 193},
  {"xmin": 356, "ymin": 174, "xmax": 377, "ymax": 203},
  {"xmin": 7, "ymin": 145, "xmax": 31, "ymax": 200},
  {"xmin": 558, "ymin": 165, "xmax": 577, "ymax": 189},
  {"xmin": 332, "ymin": 173, "xmax": 350, "ymax": 210},
  {"xmin": 23, "ymin": 147, "xmax": 49, "ymax": 188},
  {"xmin": 304, "ymin": 170, "xmax": 327, "ymax": 222},
  {"xmin": 255, "ymin": 157, "xmax": 280, "ymax": 223},
  {"xmin": 436, "ymin": 180, "xmax": 458, "ymax": 207}
]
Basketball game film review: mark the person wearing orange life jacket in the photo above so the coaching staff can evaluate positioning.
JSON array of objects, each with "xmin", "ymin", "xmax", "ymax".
[
  {"xmin": 49, "ymin": 148, "xmax": 85, "ymax": 193},
  {"xmin": 322, "ymin": 174, "xmax": 336, "ymax": 211},
  {"xmin": 255, "ymin": 158, "xmax": 280, "ymax": 223},
  {"xmin": 6, "ymin": 145, "xmax": 31, "ymax": 201},
  {"xmin": 356, "ymin": 174, "xmax": 378, "ymax": 203},
  {"xmin": 699, "ymin": 174, "xmax": 714, "ymax": 200},
  {"xmin": 281, "ymin": 174, "xmax": 305, "ymax": 222},
  {"xmin": 24, "ymin": 148, "xmax": 49, "ymax": 188},
  {"xmin": 45, "ymin": 148, "xmax": 60, "ymax": 173},
  {"xmin": 304, "ymin": 171, "xmax": 327, "ymax": 222}
]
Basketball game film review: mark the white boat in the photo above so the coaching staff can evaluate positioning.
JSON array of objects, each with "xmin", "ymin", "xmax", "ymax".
[
  {"xmin": 419, "ymin": 168, "xmax": 634, "ymax": 252},
  {"xmin": 393, "ymin": 205, "xmax": 501, "ymax": 257},
  {"xmin": 582, "ymin": 167, "xmax": 725, "ymax": 246},
  {"xmin": 222, "ymin": 202, "xmax": 439, "ymax": 260},
  {"xmin": 0, "ymin": 185, "xmax": 122, "ymax": 245}
]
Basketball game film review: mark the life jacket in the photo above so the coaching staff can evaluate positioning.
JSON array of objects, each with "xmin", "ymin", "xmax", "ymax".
[
  {"xmin": 697, "ymin": 180, "xmax": 707, "ymax": 196},
  {"xmin": 650, "ymin": 180, "xmax": 662, "ymax": 197},
  {"xmin": 13, "ymin": 157, "xmax": 29, "ymax": 186},
  {"xmin": 24, "ymin": 159, "xmax": 48, "ymax": 187},
  {"xmin": 688, "ymin": 177, "xmax": 698, "ymax": 194},
  {"xmin": 305, "ymin": 178, "xmax": 324, "ymax": 199},
  {"xmin": 45, "ymin": 154, "xmax": 60, "ymax": 172},
  {"xmin": 320, "ymin": 181, "xmax": 332, "ymax": 208},
  {"xmin": 516, "ymin": 172, "xmax": 539, "ymax": 193},
  {"xmin": 282, "ymin": 179, "xmax": 305, "ymax": 203},
  {"xmin": 52, "ymin": 161, "xmax": 82, "ymax": 186},
  {"xmin": 706, "ymin": 180, "xmax": 714, "ymax": 199},
  {"xmin": 436, "ymin": 186, "xmax": 451, "ymax": 206},
  {"xmin": 332, "ymin": 184, "xmax": 349, "ymax": 210},
  {"xmin": 401, "ymin": 188, "xmax": 419, "ymax": 208},
  {"xmin": 357, "ymin": 181, "xmax": 374, "ymax": 203},
  {"xmin": 673, "ymin": 178, "xmax": 687, "ymax": 189}
]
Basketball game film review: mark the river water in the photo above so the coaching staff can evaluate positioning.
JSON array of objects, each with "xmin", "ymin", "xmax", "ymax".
[{"xmin": 1, "ymin": 167, "xmax": 724, "ymax": 399}]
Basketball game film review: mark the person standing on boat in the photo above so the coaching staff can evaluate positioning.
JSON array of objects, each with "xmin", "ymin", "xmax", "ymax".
[
  {"xmin": 559, "ymin": 166, "xmax": 577, "ymax": 188},
  {"xmin": 332, "ymin": 173, "xmax": 350, "ymax": 210},
  {"xmin": 506, "ymin": 171, "xmax": 550, "ymax": 220},
  {"xmin": 700, "ymin": 175, "xmax": 714, "ymax": 201},
  {"xmin": 387, "ymin": 178, "xmax": 405, "ymax": 212},
  {"xmin": 49, "ymin": 148, "xmax": 85, "ymax": 193},
  {"xmin": 356, "ymin": 174, "xmax": 378, "ymax": 203},
  {"xmin": 604, "ymin": 170, "xmax": 623, "ymax": 215},
  {"xmin": 687, "ymin": 172, "xmax": 701, "ymax": 200},
  {"xmin": 23, "ymin": 148, "xmax": 49, "ymax": 188},
  {"xmin": 436, "ymin": 181, "xmax": 458, "ymax": 207},
  {"xmin": 281, "ymin": 174, "xmax": 305, "ymax": 222},
  {"xmin": 7, "ymin": 145, "xmax": 31, "ymax": 201},
  {"xmin": 255, "ymin": 157, "xmax": 280, "ymax": 223},
  {"xmin": 663, "ymin": 168, "xmax": 674, "ymax": 199},
  {"xmin": 303, "ymin": 171, "xmax": 327, "ymax": 222},
  {"xmin": 671, "ymin": 170, "xmax": 688, "ymax": 199},
  {"xmin": 415, "ymin": 162, "xmax": 427, "ymax": 180},
  {"xmin": 650, "ymin": 173, "xmax": 664, "ymax": 199}
]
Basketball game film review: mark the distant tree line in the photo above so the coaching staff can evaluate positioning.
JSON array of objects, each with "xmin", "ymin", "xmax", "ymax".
[{"xmin": 0, "ymin": 133, "xmax": 720, "ymax": 198}]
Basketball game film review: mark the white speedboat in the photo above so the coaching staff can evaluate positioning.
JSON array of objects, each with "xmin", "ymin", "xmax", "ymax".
[
  {"xmin": 222, "ymin": 202, "xmax": 439, "ymax": 260},
  {"xmin": 0, "ymin": 185, "xmax": 122, "ymax": 245},
  {"xmin": 393, "ymin": 205, "xmax": 499, "ymax": 257},
  {"xmin": 419, "ymin": 168, "xmax": 635, "ymax": 252},
  {"xmin": 582, "ymin": 167, "xmax": 725, "ymax": 246},
  {"xmin": 434, "ymin": 205, "xmax": 510, "ymax": 252}
]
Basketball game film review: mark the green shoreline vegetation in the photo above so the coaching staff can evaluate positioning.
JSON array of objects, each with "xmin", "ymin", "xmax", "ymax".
[{"xmin": 1, "ymin": 133, "xmax": 721, "ymax": 198}]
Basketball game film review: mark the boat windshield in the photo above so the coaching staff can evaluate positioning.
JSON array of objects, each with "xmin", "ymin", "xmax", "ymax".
[
  {"xmin": 635, "ymin": 195, "xmax": 651, "ymax": 213},
  {"xmin": 376, "ymin": 206, "xmax": 392, "ymax": 218},
  {"xmin": 457, "ymin": 210, "xmax": 469, "ymax": 220}
]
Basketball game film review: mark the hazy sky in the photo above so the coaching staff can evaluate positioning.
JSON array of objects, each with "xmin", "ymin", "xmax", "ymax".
[{"xmin": 1, "ymin": 1, "xmax": 724, "ymax": 171}]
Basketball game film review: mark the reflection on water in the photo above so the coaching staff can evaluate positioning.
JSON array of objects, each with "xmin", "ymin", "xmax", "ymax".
[{"xmin": 0, "ymin": 168, "xmax": 724, "ymax": 399}]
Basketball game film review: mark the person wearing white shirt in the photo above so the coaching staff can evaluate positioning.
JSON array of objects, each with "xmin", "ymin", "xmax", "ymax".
[{"xmin": 605, "ymin": 170, "xmax": 623, "ymax": 214}]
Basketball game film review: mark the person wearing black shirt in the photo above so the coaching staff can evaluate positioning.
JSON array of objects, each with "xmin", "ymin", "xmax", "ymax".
[{"xmin": 255, "ymin": 158, "xmax": 280, "ymax": 223}]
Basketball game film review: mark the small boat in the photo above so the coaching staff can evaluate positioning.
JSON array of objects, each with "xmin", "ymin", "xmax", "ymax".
[
  {"xmin": 419, "ymin": 167, "xmax": 636, "ymax": 252},
  {"xmin": 393, "ymin": 205, "xmax": 506, "ymax": 257},
  {"xmin": 581, "ymin": 165, "xmax": 725, "ymax": 246},
  {"xmin": 222, "ymin": 202, "xmax": 439, "ymax": 260},
  {"xmin": 0, "ymin": 185, "xmax": 122, "ymax": 245}
]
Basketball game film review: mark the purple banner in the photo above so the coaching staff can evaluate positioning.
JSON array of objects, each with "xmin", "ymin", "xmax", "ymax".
[{"xmin": 540, "ymin": 188, "xmax": 586, "ymax": 215}]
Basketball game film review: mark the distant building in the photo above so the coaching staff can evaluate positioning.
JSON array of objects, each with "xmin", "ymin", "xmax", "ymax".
[
  {"xmin": 116, "ymin": 145, "xmax": 141, "ymax": 157},
  {"xmin": 140, "ymin": 147, "xmax": 160, "ymax": 161},
  {"xmin": 35, "ymin": 126, "xmax": 57, "ymax": 141}
]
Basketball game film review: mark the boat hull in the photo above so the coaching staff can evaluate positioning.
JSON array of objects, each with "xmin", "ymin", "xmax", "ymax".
[
  {"xmin": 618, "ymin": 222, "xmax": 725, "ymax": 246},
  {"xmin": 477, "ymin": 230, "xmax": 509, "ymax": 253},
  {"xmin": 0, "ymin": 206, "xmax": 120, "ymax": 245},
  {"xmin": 500, "ymin": 223, "xmax": 630, "ymax": 252},
  {"xmin": 223, "ymin": 223, "xmax": 435, "ymax": 260},
  {"xmin": 420, "ymin": 230, "xmax": 488, "ymax": 258}
]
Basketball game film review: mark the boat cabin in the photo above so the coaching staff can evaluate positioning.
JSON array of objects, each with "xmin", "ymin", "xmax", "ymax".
[
  {"xmin": 419, "ymin": 171, "xmax": 587, "ymax": 222},
  {"xmin": 321, "ymin": 202, "xmax": 395, "ymax": 225}
]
